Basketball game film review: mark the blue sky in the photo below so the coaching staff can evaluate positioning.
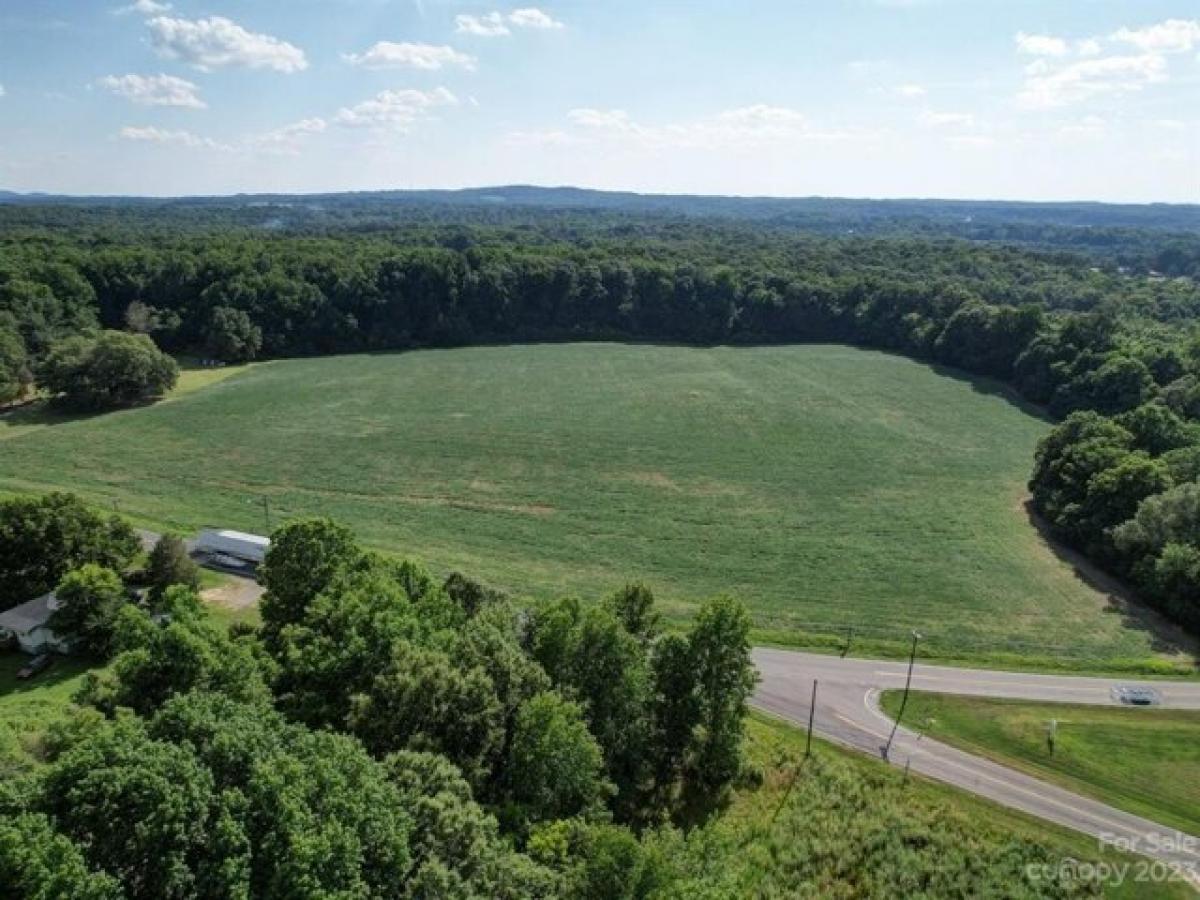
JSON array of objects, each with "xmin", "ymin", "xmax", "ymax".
[{"xmin": 0, "ymin": 0, "xmax": 1196, "ymax": 200}]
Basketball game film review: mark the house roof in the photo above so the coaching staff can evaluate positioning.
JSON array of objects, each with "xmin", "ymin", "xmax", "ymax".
[{"xmin": 0, "ymin": 593, "xmax": 56, "ymax": 634}]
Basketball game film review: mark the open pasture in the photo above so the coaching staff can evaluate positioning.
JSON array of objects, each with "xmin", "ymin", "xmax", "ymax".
[{"xmin": 1, "ymin": 343, "xmax": 1187, "ymax": 667}]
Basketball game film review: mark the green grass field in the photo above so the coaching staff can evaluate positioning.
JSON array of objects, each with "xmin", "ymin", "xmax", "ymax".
[
  {"xmin": 880, "ymin": 691, "xmax": 1200, "ymax": 837},
  {"xmin": 0, "ymin": 652, "xmax": 93, "ymax": 778},
  {"xmin": 1, "ymin": 343, "xmax": 1192, "ymax": 669}
]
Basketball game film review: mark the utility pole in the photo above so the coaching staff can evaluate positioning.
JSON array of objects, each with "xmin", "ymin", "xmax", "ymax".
[
  {"xmin": 841, "ymin": 625, "xmax": 854, "ymax": 659},
  {"xmin": 1047, "ymin": 718, "xmax": 1057, "ymax": 757},
  {"xmin": 884, "ymin": 630, "xmax": 921, "ymax": 760},
  {"xmin": 261, "ymin": 497, "xmax": 271, "ymax": 535},
  {"xmin": 805, "ymin": 679, "xmax": 818, "ymax": 758}
]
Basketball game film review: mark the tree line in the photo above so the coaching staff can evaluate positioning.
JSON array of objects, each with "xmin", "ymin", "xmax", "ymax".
[{"xmin": 2, "ymin": 217, "xmax": 1196, "ymax": 402}]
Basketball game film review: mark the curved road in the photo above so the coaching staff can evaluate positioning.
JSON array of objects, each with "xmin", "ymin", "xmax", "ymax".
[{"xmin": 752, "ymin": 648, "xmax": 1200, "ymax": 882}]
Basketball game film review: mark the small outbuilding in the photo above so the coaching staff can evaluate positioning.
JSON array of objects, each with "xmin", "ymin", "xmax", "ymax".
[
  {"xmin": 0, "ymin": 593, "xmax": 70, "ymax": 655},
  {"xmin": 194, "ymin": 529, "xmax": 270, "ymax": 566}
]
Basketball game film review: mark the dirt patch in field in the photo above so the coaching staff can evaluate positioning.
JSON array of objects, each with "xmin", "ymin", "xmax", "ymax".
[
  {"xmin": 626, "ymin": 471, "xmax": 682, "ymax": 492},
  {"xmin": 203, "ymin": 578, "xmax": 264, "ymax": 611},
  {"xmin": 621, "ymin": 471, "xmax": 746, "ymax": 500}
]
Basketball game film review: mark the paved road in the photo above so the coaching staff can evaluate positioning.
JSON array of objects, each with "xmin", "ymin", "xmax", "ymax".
[{"xmin": 753, "ymin": 648, "xmax": 1200, "ymax": 883}]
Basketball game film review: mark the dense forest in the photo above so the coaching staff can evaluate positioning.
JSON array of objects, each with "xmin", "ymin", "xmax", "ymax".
[
  {"xmin": 3, "ymin": 194, "xmax": 1200, "ymax": 631},
  {"xmin": 2, "ymin": 187, "xmax": 1198, "ymax": 268}
]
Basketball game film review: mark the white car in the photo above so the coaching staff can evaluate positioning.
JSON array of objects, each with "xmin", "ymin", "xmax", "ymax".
[{"xmin": 1110, "ymin": 685, "xmax": 1160, "ymax": 706}]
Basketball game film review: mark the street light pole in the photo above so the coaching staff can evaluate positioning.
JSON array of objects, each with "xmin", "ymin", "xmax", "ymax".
[
  {"xmin": 884, "ymin": 629, "xmax": 921, "ymax": 760},
  {"xmin": 804, "ymin": 679, "xmax": 818, "ymax": 758}
]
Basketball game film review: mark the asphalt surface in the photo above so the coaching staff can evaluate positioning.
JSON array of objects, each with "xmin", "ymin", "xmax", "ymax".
[{"xmin": 753, "ymin": 648, "xmax": 1200, "ymax": 881}]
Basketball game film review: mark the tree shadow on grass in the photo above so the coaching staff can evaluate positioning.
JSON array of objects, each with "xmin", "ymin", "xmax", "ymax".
[
  {"xmin": 0, "ymin": 652, "xmax": 93, "ymax": 701},
  {"xmin": 0, "ymin": 400, "xmax": 111, "ymax": 439},
  {"xmin": 1023, "ymin": 499, "xmax": 1200, "ymax": 665},
  {"xmin": 0, "ymin": 399, "xmax": 133, "ymax": 440},
  {"xmin": 926, "ymin": 361, "xmax": 1055, "ymax": 425}
]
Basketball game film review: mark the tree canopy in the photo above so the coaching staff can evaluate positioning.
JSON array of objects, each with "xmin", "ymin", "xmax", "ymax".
[
  {"xmin": 38, "ymin": 330, "xmax": 177, "ymax": 410},
  {"xmin": 0, "ymin": 493, "xmax": 138, "ymax": 608}
]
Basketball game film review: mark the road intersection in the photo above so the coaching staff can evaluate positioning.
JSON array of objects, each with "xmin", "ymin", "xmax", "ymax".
[{"xmin": 752, "ymin": 648, "xmax": 1200, "ymax": 880}]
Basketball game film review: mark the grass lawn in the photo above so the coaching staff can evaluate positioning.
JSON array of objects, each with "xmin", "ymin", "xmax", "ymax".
[
  {"xmin": 880, "ymin": 691, "xmax": 1200, "ymax": 837},
  {"xmin": 0, "ymin": 651, "xmax": 94, "ymax": 776},
  {"xmin": 1, "ymin": 343, "xmax": 1192, "ymax": 671}
]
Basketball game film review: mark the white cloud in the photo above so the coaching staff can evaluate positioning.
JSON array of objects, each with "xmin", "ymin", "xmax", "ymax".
[
  {"xmin": 508, "ymin": 8, "xmax": 564, "ymax": 29},
  {"xmin": 114, "ymin": 0, "xmax": 170, "ymax": 15},
  {"xmin": 119, "ymin": 125, "xmax": 231, "ymax": 151},
  {"xmin": 249, "ymin": 117, "xmax": 327, "ymax": 154},
  {"xmin": 563, "ymin": 104, "xmax": 865, "ymax": 150},
  {"xmin": 919, "ymin": 110, "xmax": 975, "ymax": 127},
  {"xmin": 98, "ymin": 73, "xmax": 205, "ymax": 109},
  {"xmin": 716, "ymin": 105, "xmax": 807, "ymax": 127},
  {"xmin": 121, "ymin": 118, "xmax": 332, "ymax": 157},
  {"xmin": 1111, "ymin": 19, "xmax": 1200, "ymax": 54},
  {"xmin": 0, "ymin": 85, "xmax": 5, "ymax": 98},
  {"xmin": 344, "ymin": 42, "xmax": 475, "ymax": 71},
  {"xmin": 147, "ymin": 16, "xmax": 307, "ymax": 73},
  {"xmin": 1015, "ymin": 32, "xmax": 1069, "ymax": 57},
  {"xmin": 456, "ymin": 13, "xmax": 510, "ymax": 37},
  {"xmin": 894, "ymin": 83, "xmax": 927, "ymax": 98},
  {"xmin": 568, "ymin": 108, "xmax": 639, "ymax": 132},
  {"xmin": 1017, "ymin": 53, "xmax": 1168, "ymax": 109},
  {"xmin": 334, "ymin": 87, "xmax": 458, "ymax": 128},
  {"xmin": 1075, "ymin": 38, "xmax": 1102, "ymax": 57},
  {"xmin": 455, "ymin": 8, "xmax": 564, "ymax": 37}
]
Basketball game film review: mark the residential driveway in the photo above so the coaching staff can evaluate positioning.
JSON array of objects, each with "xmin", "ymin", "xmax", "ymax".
[
  {"xmin": 202, "ymin": 577, "xmax": 265, "ymax": 611},
  {"xmin": 137, "ymin": 528, "xmax": 263, "ymax": 609}
]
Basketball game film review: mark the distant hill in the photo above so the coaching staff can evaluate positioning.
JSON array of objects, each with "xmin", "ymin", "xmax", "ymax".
[{"xmin": 1, "ymin": 184, "xmax": 1197, "ymax": 232}]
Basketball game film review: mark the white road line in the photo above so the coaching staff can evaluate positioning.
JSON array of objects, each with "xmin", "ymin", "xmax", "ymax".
[{"xmin": 873, "ymin": 671, "xmax": 1117, "ymax": 691}]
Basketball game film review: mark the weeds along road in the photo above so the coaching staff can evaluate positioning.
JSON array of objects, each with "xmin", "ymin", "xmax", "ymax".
[{"xmin": 753, "ymin": 648, "xmax": 1200, "ymax": 882}]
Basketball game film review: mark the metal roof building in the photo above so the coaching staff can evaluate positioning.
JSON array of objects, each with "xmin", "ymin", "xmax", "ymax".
[
  {"xmin": 0, "ymin": 593, "xmax": 69, "ymax": 654},
  {"xmin": 195, "ymin": 529, "xmax": 270, "ymax": 565}
]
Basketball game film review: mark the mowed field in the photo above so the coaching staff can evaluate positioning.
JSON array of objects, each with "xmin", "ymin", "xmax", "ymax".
[{"xmin": 0, "ymin": 343, "xmax": 1189, "ymax": 666}]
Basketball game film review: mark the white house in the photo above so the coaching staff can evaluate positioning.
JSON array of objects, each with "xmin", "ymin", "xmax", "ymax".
[
  {"xmin": 0, "ymin": 593, "xmax": 70, "ymax": 654},
  {"xmin": 194, "ymin": 529, "xmax": 270, "ymax": 565}
]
